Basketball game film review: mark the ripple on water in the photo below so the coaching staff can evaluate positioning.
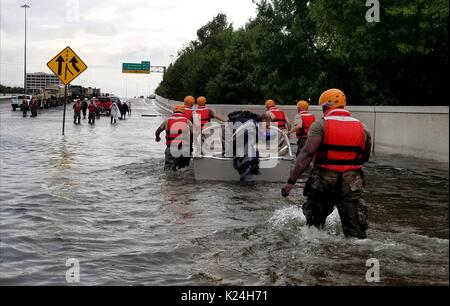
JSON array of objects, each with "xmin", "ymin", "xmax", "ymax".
[{"xmin": 0, "ymin": 102, "xmax": 447, "ymax": 285}]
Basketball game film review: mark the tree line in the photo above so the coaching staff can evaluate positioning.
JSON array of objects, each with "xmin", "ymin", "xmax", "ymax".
[
  {"xmin": 0, "ymin": 85, "xmax": 25, "ymax": 94},
  {"xmin": 156, "ymin": 0, "xmax": 448, "ymax": 106}
]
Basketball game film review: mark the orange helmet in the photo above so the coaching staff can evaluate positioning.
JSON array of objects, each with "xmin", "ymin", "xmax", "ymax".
[
  {"xmin": 173, "ymin": 104, "xmax": 185, "ymax": 114},
  {"xmin": 197, "ymin": 96, "xmax": 207, "ymax": 106},
  {"xmin": 265, "ymin": 99, "xmax": 276, "ymax": 109},
  {"xmin": 184, "ymin": 96, "xmax": 195, "ymax": 107},
  {"xmin": 318, "ymin": 88, "xmax": 347, "ymax": 109},
  {"xmin": 297, "ymin": 100, "xmax": 309, "ymax": 111}
]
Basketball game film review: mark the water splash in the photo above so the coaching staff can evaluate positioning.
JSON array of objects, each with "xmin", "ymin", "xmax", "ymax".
[{"xmin": 269, "ymin": 206, "xmax": 343, "ymax": 237}]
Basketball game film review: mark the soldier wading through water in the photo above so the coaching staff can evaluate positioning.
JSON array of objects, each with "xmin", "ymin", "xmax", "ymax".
[
  {"xmin": 282, "ymin": 88, "xmax": 372, "ymax": 239},
  {"xmin": 155, "ymin": 105, "xmax": 193, "ymax": 171}
]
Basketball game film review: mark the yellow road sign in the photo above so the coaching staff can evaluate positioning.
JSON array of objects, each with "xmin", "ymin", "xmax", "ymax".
[{"xmin": 47, "ymin": 46, "xmax": 87, "ymax": 85}]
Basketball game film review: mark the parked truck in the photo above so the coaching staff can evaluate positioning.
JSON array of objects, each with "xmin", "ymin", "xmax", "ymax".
[
  {"xmin": 31, "ymin": 85, "xmax": 67, "ymax": 109},
  {"xmin": 70, "ymin": 85, "xmax": 100, "ymax": 101},
  {"xmin": 43, "ymin": 85, "xmax": 66, "ymax": 108},
  {"xmin": 70, "ymin": 85, "xmax": 84, "ymax": 100}
]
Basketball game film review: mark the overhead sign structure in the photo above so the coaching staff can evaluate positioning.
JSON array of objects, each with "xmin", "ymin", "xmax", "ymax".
[
  {"xmin": 122, "ymin": 61, "xmax": 151, "ymax": 74},
  {"xmin": 47, "ymin": 46, "xmax": 88, "ymax": 85},
  {"xmin": 150, "ymin": 66, "xmax": 166, "ymax": 73}
]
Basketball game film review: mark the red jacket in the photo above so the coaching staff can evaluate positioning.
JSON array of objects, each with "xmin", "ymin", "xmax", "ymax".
[
  {"xmin": 296, "ymin": 111, "xmax": 316, "ymax": 139},
  {"xmin": 185, "ymin": 107, "xmax": 193, "ymax": 122},
  {"xmin": 315, "ymin": 109, "xmax": 366, "ymax": 172},
  {"xmin": 195, "ymin": 106, "xmax": 211, "ymax": 129},
  {"xmin": 88, "ymin": 104, "xmax": 97, "ymax": 112},
  {"xmin": 270, "ymin": 107, "xmax": 287, "ymax": 130},
  {"xmin": 166, "ymin": 113, "xmax": 189, "ymax": 146},
  {"xmin": 74, "ymin": 103, "xmax": 82, "ymax": 113}
]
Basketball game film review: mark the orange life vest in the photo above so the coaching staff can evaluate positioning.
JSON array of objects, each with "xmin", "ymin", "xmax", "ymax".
[
  {"xmin": 195, "ymin": 106, "xmax": 211, "ymax": 129},
  {"xmin": 185, "ymin": 107, "xmax": 193, "ymax": 122},
  {"xmin": 296, "ymin": 111, "xmax": 316, "ymax": 139},
  {"xmin": 88, "ymin": 104, "xmax": 96, "ymax": 112},
  {"xmin": 270, "ymin": 107, "xmax": 287, "ymax": 130},
  {"xmin": 75, "ymin": 103, "xmax": 82, "ymax": 113},
  {"xmin": 315, "ymin": 109, "xmax": 366, "ymax": 172},
  {"xmin": 166, "ymin": 113, "xmax": 189, "ymax": 146}
]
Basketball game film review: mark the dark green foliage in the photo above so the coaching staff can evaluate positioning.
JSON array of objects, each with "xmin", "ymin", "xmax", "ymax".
[
  {"xmin": 0, "ymin": 84, "xmax": 25, "ymax": 94},
  {"xmin": 156, "ymin": 1, "xmax": 448, "ymax": 106}
]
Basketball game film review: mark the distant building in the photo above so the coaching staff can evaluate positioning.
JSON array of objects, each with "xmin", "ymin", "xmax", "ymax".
[{"xmin": 26, "ymin": 72, "xmax": 62, "ymax": 91}]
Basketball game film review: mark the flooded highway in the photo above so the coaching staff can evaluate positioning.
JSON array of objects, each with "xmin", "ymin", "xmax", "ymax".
[{"xmin": 0, "ymin": 98, "xmax": 448, "ymax": 285}]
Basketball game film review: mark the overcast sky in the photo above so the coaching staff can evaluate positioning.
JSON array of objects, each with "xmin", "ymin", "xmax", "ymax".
[{"xmin": 0, "ymin": 0, "xmax": 257, "ymax": 97}]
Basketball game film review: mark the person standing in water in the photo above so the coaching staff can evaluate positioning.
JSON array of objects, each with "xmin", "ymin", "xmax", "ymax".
[
  {"xmin": 155, "ymin": 105, "xmax": 193, "ymax": 171},
  {"xmin": 88, "ymin": 100, "xmax": 97, "ymax": 125},
  {"xmin": 21, "ymin": 99, "xmax": 29, "ymax": 117},
  {"xmin": 290, "ymin": 100, "xmax": 316, "ymax": 157},
  {"xmin": 110, "ymin": 102, "xmax": 120, "ymax": 124},
  {"xmin": 81, "ymin": 98, "xmax": 88, "ymax": 120},
  {"xmin": 73, "ymin": 100, "xmax": 82, "ymax": 124},
  {"xmin": 282, "ymin": 88, "xmax": 372, "ymax": 239}
]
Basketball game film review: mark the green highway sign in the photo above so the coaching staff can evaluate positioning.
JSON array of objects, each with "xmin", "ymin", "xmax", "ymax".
[{"xmin": 122, "ymin": 61, "xmax": 150, "ymax": 74}]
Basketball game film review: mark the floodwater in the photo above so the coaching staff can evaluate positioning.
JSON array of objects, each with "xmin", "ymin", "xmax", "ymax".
[{"xmin": 0, "ymin": 98, "xmax": 448, "ymax": 285}]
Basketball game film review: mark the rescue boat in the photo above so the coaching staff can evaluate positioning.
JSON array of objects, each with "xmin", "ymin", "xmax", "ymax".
[{"xmin": 193, "ymin": 124, "xmax": 295, "ymax": 182}]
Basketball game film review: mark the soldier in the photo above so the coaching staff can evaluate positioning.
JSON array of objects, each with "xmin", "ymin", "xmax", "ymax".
[
  {"xmin": 264, "ymin": 99, "xmax": 291, "ymax": 131},
  {"xmin": 155, "ymin": 105, "xmax": 193, "ymax": 171},
  {"xmin": 290, "ymin": 100, "xmax": 316, "ymax": 157},
  {"xmin": 82, "ymin": 98, "xmax": 89, "ymax": 119},
  {"xmin": 194, "ymin": 96, "xmax": 226, "ymax": 129},
  {"xmin": 73, "ymin": 100, "xmax": 82, "ymax": 124},
  {"xmin": 29, "ymin": 98, "xmax": 38, "ymax": 118},
  {"xmin": 21, "ymin": 99, "xmax": 29, "ymax": 117},
  {"xmin": 95, "ymin": 99, "xmax": 102, "ymax": 118},
  {"xmin": 88, "ymin": 101, "xmax": 97, "ymax": 124},
  {"xmin": 121, "ymin": 102, "xmax": 129, "ymax": 120},
  {"xmin": 282, "ymin": 88, "xmax": 372, "ymax": 239}
]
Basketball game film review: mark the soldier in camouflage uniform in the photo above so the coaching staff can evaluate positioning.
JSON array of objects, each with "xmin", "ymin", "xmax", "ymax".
[
  {"xmin": 155, "ymin": 105, "xmax": 193, "ymax": 171},
  {"xmin": 282, "ymin": 89, "xmax": 371, "ymax": 239}
]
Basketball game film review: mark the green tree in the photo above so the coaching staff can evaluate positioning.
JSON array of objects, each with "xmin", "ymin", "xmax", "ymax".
[{"xmin": 156, "ymin": 1, "xmax": 448, "ymax": 106}]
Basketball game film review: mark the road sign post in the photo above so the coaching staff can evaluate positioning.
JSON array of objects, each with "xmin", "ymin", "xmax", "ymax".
[
  {"xmin": 47, "ymin": 46, "xmax": 87, "ymax": 135},
  {"xmin": 62, "ymin": 85, "xmax": 67, "ymax": 135}
]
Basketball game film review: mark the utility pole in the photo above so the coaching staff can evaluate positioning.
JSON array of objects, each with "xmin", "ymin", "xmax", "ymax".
[
  {"xmin": 21, "ymin": 4, "xmax": 30, "ymax": 94},
  {"xmin": 125, "ymin": 78, "xmax": 128, "ymax": 99}
]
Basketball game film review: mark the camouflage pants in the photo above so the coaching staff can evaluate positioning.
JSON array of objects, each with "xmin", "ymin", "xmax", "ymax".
[
  {"xmin": 74, "ymin": 112, "xmax": 81, "ymax": 124},
  {"xmin": 303, "ymin": 167, "xmax": 368, "ymax": 239},
  {"xmin": 296, "ymin": 138, "xmax": 307, "ymax": 157},
  {"xmin": 164, "ymin": 146, "xmax": 191, "ymax": 171}
]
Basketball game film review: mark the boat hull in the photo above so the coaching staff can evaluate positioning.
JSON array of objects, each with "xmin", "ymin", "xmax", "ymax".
[{"xmin": 193, "ymin": 157, "xmax": 294, "ymax": 182}]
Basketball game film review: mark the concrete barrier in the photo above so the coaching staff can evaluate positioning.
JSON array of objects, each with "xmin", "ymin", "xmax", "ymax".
[{"xmin": 155, "ymin": 95, "xmax": 449, "ymax": 163}]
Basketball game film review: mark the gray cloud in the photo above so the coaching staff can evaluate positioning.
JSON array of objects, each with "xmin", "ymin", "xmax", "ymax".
[{"xmin": 1, "ymin": 0, "xmax": 257, "ymax": 96}]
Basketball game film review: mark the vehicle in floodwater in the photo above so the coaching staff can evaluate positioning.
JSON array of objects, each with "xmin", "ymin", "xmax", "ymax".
[{"xmin": 11, "ymin": 95, "xmax": 32, "ymax": 111}]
